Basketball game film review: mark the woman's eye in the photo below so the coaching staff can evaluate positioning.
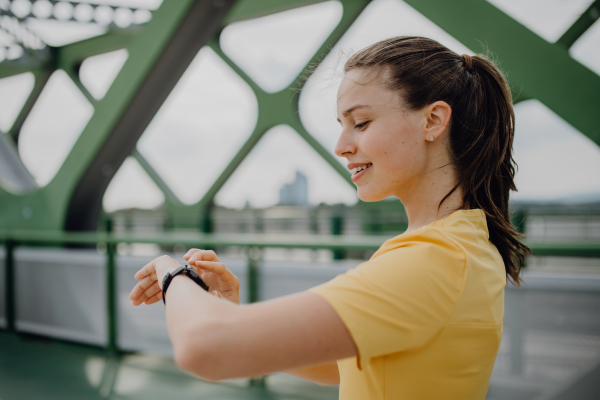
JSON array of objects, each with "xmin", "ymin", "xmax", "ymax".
[{"xmin": 355, "ymin": 121, "xmax": 370, "ymax": 130}]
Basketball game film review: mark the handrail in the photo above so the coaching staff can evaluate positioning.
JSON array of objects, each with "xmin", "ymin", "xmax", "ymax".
[
  {"xmin": 0, "ymin": 230, "xmax": 391, "ymax": 249},
  {"xmin": 2, "ymin": 230, "xmax": 600, "ymax": 357},
  {"xmin": 1, "ymin": 230, "xmax": 600, "ymax": 255}
]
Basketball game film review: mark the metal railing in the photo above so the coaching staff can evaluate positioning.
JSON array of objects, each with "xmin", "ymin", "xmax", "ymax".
[{"xmin": 1, "ymin": 229, "xmax": 600, "ymax": 355}]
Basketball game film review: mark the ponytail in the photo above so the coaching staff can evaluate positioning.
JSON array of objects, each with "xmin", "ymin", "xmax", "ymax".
[{"xmin": 345, "ymin": 36, "xmax": 530, "ymax": 286}]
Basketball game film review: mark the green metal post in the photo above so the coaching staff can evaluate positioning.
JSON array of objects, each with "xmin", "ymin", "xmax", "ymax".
[
  {"xmin": 106, "ymin": 241, "xmax": 118, "ymax": 354},
  {"xmin": 201, "ymin": 213, "xmax": 213, "ymax": 234},
  {"xmin": 100, "ymin": 233, "xmax": 121, "ymax": 400},
  {"xmin": 247, "ymin": 247, "xmax": 260, "ymax": 304},
  {"xmin": 247, "ymin": 246, "xmax": 265, "ymax": 387},
  {"xmin": 332, "ymin": 211, "xmax": 344, "ymax": 260},
  {"xmin": 4, "ymin": 240, "xmax": 15, "ymax": 332},
  {"xmin": 104, "ymin": 216, "xmax": 113, "ymax": 233}
]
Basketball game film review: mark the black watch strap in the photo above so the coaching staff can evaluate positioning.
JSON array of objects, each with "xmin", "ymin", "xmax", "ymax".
[{"xmin": 162, "ymin": 265, "xmax": 209, "ymax": 305}]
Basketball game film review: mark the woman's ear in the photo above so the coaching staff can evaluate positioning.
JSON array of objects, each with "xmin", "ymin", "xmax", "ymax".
[{"xmin": 423, "ymin": 101, "xmax": 452, "ymax": 142}]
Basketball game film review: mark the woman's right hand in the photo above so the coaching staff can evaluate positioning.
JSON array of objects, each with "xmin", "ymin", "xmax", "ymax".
[{"xmin": 183, "ymin": 249, "xmax": 240, "ymax": 305}]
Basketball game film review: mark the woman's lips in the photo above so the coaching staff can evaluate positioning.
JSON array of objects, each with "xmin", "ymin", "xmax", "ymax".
[{"xmin": 351, "ymin": 164, "xmax": 372, "ymax": 182}]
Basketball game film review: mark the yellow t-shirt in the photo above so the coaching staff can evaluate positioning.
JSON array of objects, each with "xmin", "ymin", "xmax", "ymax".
[{"xmin": 308, "ymin": 209, "xmax": 505, "ymax": 399}]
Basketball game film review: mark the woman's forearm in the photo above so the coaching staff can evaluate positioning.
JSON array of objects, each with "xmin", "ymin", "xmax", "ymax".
[
  {"xmin": 164, "ymin": 274, "xmax": 239, "ymax": 380},
  {"xmin": 283, "ymin": 362, "xmax": 340, "ymax": 386},
  {"xmin": 164, "ymin": 276, "xmax": 356, "ymax": 382}
]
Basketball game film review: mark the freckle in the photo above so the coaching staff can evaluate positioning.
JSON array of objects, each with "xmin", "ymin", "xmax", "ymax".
[{"xmin": 402, "ymin": 142, "xmax": 404, "ymax": 144}]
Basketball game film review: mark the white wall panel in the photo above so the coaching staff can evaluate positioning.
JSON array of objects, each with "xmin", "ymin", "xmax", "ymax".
[{"xmin": 14, "ymin": 248, "xmax": 106, "ymax": 345}]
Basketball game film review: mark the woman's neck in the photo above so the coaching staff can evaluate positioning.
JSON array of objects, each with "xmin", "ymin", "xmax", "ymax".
[{"xmin": 400, "ymin": 164, "xmax": 464, "ymax": 234}]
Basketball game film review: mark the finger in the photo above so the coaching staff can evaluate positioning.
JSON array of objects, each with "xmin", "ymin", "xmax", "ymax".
[
  {"xmin": 191, "ymin": 261, "xmax": 237, "ymax": 283},
  {"xmin": 144, "ymin": 290, "xmax": 163, "ymax": 305},
  {"xmin": 189, "ymin": 260, "xmax": 225, "ymax": 274},
  {"xmin": 131, "ymin": 282, "xmax": 160, "ymax": 306},
  {"xmin": 132, "ymin": 282, "xmax": 161, "ymax": 306},
  {"xmin": 131, "ymin": 279, "xmax": 160, "ymax": 303},
  {"xmin": 188, "ymin": 250, "xmax": 220, "ymax": 263},
  {"xmin": 183, "ymin": 248, "xmax": 203, "ymax": 261},
  {"xmin": 129, "ymin": 275, "xmax": 157, "ymax": 301},
  {"xmin": 134, "ymin": 259, "xmax": 157, "ymax": 280}
]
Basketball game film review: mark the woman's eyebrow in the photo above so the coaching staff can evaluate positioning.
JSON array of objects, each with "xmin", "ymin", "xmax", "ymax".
[
  {"xmin": 343, "ymin": 104, "xmax": 371, "ymax": 117},
  {"xmin": 337, "ymin": 104, "xmax": 372, "ymax": 123}
]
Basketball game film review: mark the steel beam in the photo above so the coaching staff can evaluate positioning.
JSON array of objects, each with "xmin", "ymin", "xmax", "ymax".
[
  {"xmin": 65, "ymin": 68, "xmax": 97, "ymax": 105},
  {"xmin": 0, "ymin": 59, "xmax": 44, "ymax": 79},
  {"xmin": 192, "ymin": 0, "xmax": 367, "ymax": 219},
  {"xmin": 557, "ymin": 0, "xmax": 600, "ymax": 49},
  {"xmin": 0, "ymin": 131, "xmax": 37, "ymax": 193},
  {"xmin": 55, "ymin": 32, "xmax": 134, "ymax": 72},
  {"xmin": 8, "ymin": 69, "xmax": 52, "ymax": 144},
  {"xmin": 58, "ymin": 0, "xmax": 237, "ymax": 232},
  {"xmin": 132, "ymin": 149, "xmax": 182, "ymax": 206}
]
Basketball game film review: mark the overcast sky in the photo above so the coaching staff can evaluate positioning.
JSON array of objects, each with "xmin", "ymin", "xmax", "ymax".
[{"xmin": 1, "ymin": 0, "xmax": 599, "ymax": 211}]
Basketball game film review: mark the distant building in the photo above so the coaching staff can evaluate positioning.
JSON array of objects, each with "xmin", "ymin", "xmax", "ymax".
[{"xmin": 278, "ymin": 171, "xmax": 309, "ymax": 206}]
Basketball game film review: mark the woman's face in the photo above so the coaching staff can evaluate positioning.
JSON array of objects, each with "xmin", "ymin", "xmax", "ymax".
[{"xmin": 335, "ymin": 69, "xmax": 430, "ymax": 202}]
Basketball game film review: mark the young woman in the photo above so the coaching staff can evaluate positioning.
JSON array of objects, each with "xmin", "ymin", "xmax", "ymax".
[{"xmin": 129, "ymin": 36, "xmax": 529, "ymax": 399}]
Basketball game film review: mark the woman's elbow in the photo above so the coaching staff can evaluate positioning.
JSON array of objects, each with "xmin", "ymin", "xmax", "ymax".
[
  {"xmin": 173, "ymin": 324, "xmax": 230, "ymax": 381},
  {"xmin": 174, "ymin": 342, "xmax": 224, "ymax": 381}
]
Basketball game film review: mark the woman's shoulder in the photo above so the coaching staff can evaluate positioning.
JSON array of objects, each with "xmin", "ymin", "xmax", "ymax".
[
  {"xmin": 372, "ymin": 209, "xmax": 489, "ymax": 259},
  {"xmin": 350, "ymin": 228, "xmax": 467, "ymax": 290}
]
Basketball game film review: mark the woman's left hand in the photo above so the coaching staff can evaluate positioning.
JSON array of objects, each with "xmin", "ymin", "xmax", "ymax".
[{"xmin": 129, "ymin": 255, "xmax": 181, "ymax": 306}]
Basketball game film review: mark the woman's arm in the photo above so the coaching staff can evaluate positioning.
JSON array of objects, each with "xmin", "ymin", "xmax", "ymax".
[
  {"xmin": 283, "ymin": 362, "xmax": 340, "ymax": 386},
  {"xmin": 164, "ymin": 275, "xmax": 356, "ymax": 382}
]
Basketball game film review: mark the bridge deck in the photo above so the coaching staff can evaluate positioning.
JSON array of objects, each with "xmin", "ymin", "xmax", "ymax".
[{"xmin": 0, "ymin": 331, "xmax": 338, "ymax": 400}]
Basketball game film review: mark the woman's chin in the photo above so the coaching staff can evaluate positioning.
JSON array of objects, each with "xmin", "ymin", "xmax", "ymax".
[{"xmin": 357, "ymin": 188, "xmax": 388, "ymax": 203}]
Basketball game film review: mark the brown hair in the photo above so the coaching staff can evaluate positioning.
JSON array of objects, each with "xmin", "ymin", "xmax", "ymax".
[{"xmin": 344, "ymin": 36, "xmax": 529, "ymax": 286}]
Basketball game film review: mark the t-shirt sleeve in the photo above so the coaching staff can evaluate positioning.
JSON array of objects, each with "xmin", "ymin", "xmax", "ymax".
[{"xmin": 308, "ymin": 233, "xmax": 466, "ymax": 369}]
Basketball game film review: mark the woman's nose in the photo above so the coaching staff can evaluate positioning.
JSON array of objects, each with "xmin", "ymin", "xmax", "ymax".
[{"xmin": 334, "ymin": 129, "xmax": 356, "ymax": 158}]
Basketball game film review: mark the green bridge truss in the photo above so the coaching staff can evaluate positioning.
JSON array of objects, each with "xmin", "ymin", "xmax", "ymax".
[{"xmin": 0, "ymin": 0, "xmax": 599, "ymax": 233}]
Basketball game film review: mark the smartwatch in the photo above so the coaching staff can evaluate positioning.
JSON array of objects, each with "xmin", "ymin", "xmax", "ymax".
[{"xmin": 162, "ymin": 265, "xmax": 209, "ymax": 305}]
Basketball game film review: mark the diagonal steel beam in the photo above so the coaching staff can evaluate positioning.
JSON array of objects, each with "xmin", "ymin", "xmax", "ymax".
[
  {"xmin": 52, "ymin": 0, "xmax": 238, "ymax": 232},
  {"xmin": 64, "ymin": 68, "xmax": 97, "ymax": 105},
  {"xmin": 404, "ymin": 0, "xmax": 600, "ymax": 146},
  {"xmin": 8, "ymin": 68, "xmax": 52, "ymax": 144},
  {"xmin": 0, "ymin": 131, "xmax": 37, "ymax": 194},
  {"xmin": 132, "ymin": 148, "xmax": 182, "ymax": 207},
  {"xmin": 55, "ymin": 31, "xmax": 134, "ymax": 71},
  {"xmin": 194, "ymin": 0, "xmax": 368, "ymax": 216},
  {"xmin": 556, "ymin": 0, "xmax": 600, "ymax": 49},
  {"xmin": 0, "ymin": 62, "xmax": 35, "ymax": 79},
  {"xmin": 285, "ymin": 0, "xmax": 370, "ymax": 186}
]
